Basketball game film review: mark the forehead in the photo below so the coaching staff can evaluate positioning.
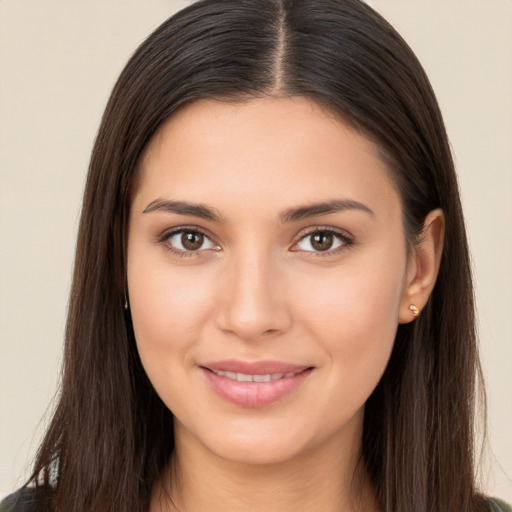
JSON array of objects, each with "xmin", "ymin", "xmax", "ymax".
[{"xmin": 133, "ymin": 96, "xmax": 400, "ymax": 221}]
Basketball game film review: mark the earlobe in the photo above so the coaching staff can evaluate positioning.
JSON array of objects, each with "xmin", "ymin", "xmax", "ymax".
[{"xmin": 399, "ymin": 208, "xmax": 445, "ymax": 324}]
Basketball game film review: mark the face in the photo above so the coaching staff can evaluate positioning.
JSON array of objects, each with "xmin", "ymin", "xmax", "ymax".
[{"xmin": 127, "ymin": 97, "xmax": 411, "ymax": 465}]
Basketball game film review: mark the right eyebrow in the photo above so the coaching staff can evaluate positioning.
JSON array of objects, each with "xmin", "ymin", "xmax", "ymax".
[{"xmin": 142, "ymin": 199, "xmax": 223, "ymax": 223}]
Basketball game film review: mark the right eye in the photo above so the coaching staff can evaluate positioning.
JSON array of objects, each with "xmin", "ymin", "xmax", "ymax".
[{"xmin": 163, "ymin": 229, "xmax": 220, "ymax": 256}]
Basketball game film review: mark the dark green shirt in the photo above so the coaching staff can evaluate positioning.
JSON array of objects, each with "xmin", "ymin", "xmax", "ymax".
[
  {"xmin": 492, "ymin": 498, "xmax": 512, "ymax": 512},
  {"xmin": 1, "ymin": 487, "xmax": 511, "ymax": 511}
]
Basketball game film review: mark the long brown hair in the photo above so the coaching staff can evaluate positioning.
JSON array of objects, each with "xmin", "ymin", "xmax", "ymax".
[{"xmin": 30, "ymin": 1, "xmax": 489, "ymax": 510}]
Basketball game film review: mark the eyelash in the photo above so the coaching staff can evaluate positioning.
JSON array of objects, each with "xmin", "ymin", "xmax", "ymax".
[
  {"xmin": 292, "ymin": 227, "xmax": 354, "ymax": 256},
  {"xmin": 158, "ymin": 226, "xmax": 219, "ymax": 258},
  {"xmin": 157, "ymin": 226, "xmax": 354, "ymax": 258}
]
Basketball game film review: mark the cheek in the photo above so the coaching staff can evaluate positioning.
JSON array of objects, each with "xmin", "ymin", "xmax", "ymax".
[
  {"xmin": 127, "ymin": 252, "xmax": 216, "ymax": 373},
  {"xmin": 127, "ymin": 258, "xmax": 221, "ymax": 417},
  {"xmin": 294, "ymin": 248, "xmax": 406, "ymax": 394},
  {"xmin": 300, "ymin": 248, "xmax": 404, "ymax": 328}
]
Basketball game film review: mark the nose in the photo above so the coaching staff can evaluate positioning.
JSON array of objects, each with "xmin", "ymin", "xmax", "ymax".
[{"xmin": 215, "ymin": 249, "xmax": 292, "ymax": 342}]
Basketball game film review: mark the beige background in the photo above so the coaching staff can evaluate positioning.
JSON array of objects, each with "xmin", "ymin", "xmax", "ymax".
[{"xmin": 1, "ymin": 0, "xmax": 511, "ymax": 500}]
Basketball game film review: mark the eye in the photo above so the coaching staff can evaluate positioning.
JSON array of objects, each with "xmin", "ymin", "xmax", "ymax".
[
  {"xmin": 163, "ymin": 229, "xmax": 219, "ymax": 254},
  {"xmin": 292, "ymin": 229, "xmax": 351, "ymax": 253}
]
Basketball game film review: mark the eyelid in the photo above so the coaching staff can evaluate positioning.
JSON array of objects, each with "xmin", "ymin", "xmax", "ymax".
[
  {"xmin": 156, "ymin": 224, "xmax": 353, "ymax": 257},
  {"xmin": 290, "ymin": 226, "xmax": 354, "ymax": 254},
  {"xmin": 157, "ymin": 225, "xmax": 221, "ymax": 256}
]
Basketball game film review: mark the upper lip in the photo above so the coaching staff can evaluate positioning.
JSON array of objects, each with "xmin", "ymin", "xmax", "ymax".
[{"xmin": 201, "ymin": 359, "xmax": 312, "ymax": 375}]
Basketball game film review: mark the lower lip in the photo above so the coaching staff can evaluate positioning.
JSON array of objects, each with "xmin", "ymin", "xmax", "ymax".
[{"xmin": 201, "ymin": 367, "xmax": 313, "ymax": 408}]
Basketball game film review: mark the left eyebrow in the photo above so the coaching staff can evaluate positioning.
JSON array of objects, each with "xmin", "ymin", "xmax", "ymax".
[{"xmin": 280, "ymin": 199, "xmax": 375, "ymax": 223}]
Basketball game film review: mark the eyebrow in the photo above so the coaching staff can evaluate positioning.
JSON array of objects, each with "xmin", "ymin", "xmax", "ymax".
[
  {"xmin": 142, "ymin": 198, "xmax": 374, "ymax": 223},
  {"xmin": 280, "ymin": 199, "xmax": 375, "ymax": 223},
  {"xmin": 142, "ymin": 199, "xmax": 223, "ymax": 222}
]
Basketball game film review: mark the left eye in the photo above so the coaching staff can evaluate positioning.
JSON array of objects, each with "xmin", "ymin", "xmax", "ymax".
[
  {"xmin": 294, "ymin": 231, "xmax": 347, "ymax": 252},
  {"xmin": 166, "ymin": 230, "xmax": 218, "ymax": 252}
]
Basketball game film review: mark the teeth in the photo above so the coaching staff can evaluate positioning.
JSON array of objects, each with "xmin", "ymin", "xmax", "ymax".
[
  {"xmin": 253, "ymin": 374, "xmax": 272, "ymax": 382},
  {"xmin": 211, "ymin": 370, "xmax": 300, "ymax": 382}
]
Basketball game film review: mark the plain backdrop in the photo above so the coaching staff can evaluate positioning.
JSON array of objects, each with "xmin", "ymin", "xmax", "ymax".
[{"xmin": 1, "ymin": 0, "xmax": 511, "ymax": 500}]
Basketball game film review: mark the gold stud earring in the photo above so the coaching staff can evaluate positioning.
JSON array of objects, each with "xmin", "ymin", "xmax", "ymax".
[{"xmin": 409, "ymin": 304, "xmax": 419, "ymax": 318}]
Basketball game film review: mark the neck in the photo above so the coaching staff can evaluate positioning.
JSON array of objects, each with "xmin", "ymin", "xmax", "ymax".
[{"xmin": 151, "ymin": 418, "xmax": 378, "ymax": 512}]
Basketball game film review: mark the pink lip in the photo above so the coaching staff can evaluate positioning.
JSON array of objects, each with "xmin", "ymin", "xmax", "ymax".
[{"xmin": 200, "ymin": 360, "xmax": 313, "ymax": 408}]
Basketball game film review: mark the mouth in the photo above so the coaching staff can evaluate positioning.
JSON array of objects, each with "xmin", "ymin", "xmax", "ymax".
[
  {"xmin": 200, "ymin": 360, "xmax": 314, "ymax": 408},
  {"xmin": 206, "ymin": 369, "xmax": 305, "ymax": 382}
]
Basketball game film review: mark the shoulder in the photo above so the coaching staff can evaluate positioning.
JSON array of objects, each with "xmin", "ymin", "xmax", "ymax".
[
  {"xmin": 0, "ymin": 488, "xmax": 51, "ymax": 512},
  {"xmin": 490, "ymin": 497, "xmax": 512, "ymax": 512}
]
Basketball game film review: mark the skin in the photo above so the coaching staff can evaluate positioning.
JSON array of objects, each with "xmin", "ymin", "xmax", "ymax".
[{"xmin": 127, "ymin": 96, "xmax": 444, "ymax": 512}]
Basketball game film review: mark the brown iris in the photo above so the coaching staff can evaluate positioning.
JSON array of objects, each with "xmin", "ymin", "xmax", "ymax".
[
  {"xmin": 181, "ymin": 232, "xmax": 204, "ymax": 251},
  {"xmin": 311, "ymin": 232, "xmax": 334, "ymax": 251}
]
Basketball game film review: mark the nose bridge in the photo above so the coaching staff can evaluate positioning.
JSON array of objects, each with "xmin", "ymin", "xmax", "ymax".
[{"xmin": 216, "ymin": 243, "xmax": 291, "ymax": 340}]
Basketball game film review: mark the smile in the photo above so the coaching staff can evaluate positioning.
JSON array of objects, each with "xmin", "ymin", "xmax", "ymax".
[
  {"xmin": 201, "ymin": 361, "xmax": 313, "ymax": 408},
  {"xmin": 209, "ymin": 369, "xmax": 302, "ymax": 382}
]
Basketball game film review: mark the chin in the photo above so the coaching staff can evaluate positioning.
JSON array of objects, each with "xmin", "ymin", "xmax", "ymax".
[
  {"xmin": 211, "ymin": 436, "xmax": 309, "ymax": 467},
  {"xmin": 181, "ymin": 412, "xmax": 347, "ymax": 468}
]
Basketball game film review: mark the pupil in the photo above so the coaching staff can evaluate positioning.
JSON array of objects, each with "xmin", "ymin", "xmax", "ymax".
[
  {"xmin": 312, "ymin": 233, "xmax": 333, "ymax": 251},
  {"xmin": 182, "ymin": 232, "xmax": 203, "ymax": 251}
]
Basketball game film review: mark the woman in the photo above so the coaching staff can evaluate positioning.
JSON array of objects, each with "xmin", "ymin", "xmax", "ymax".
[{"xmin": 2, "ymin": 0, "xmax": 510, "ymax": 511}]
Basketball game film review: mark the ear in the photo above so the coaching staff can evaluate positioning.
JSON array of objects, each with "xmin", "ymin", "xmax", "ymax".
[{"xmin": 399, "ymin": 208, "xmax": 445, "ymax": 324}]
